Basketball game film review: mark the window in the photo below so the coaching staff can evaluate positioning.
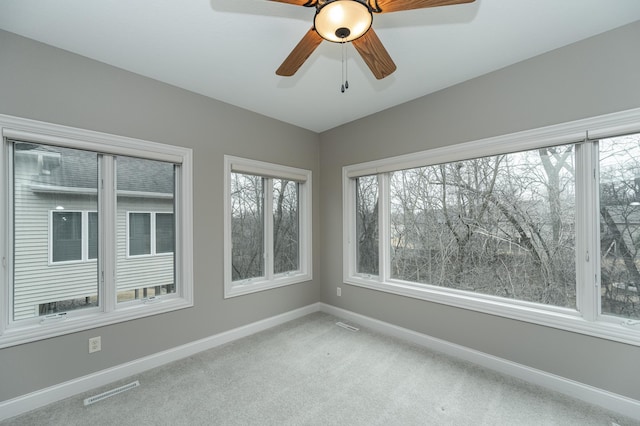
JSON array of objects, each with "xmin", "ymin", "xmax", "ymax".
[
  {"xmin": 88, "ymin": 212, "xmax": 98, "ymax": 259},
  {"xmin": 343, "ymin": 108, "xmax": 640, "ymax": 346},
  {"xmin": 356, "ymin": 176, "xmax": 379, "ymax": 276},
  {"xmin": 128, "ymin": 212, "xmax": 151, "ymax": 256},
  {"xmin": 52, "ymin": 211, "xmax": 83, "ymax": 262},
  {"xmin": 50, "ymin": 210, "xmax": 99, "ymax": 263},
  {"xmin": 156, "ymin": 213, "xmax": 175, "ymax": 254},
  {"xmin": 224, "ymin": 156, "xmax": 312, "ymax": 297},
  {"xmin": 599, "ymin": 135, "xmax": 640, "ymax": 320},
  {"xmin": 0, "ymin": 114, "xmax": 193, "ymax": 348},
  {"xmin": 386, "ymin": 146, "xmax": 577, "ymax": 308},
  {"xmin": 127, "ymin": 212, "xmax": 174, "ymax": 257}
]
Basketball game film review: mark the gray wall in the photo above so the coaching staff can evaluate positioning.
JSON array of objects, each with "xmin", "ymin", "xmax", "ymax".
[
  {"xmin": 0, "ymin": 30, "xmax": 320, "ymax": 402},
  {"xmin": 319, "ymin": 21, "xmax": 640, "ymax": 401},
  {"xmin": 2, "ymin": 18, "xmax": 640, "ymax": 406}
]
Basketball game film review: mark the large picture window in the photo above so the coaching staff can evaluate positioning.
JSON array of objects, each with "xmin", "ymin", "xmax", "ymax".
[
  {"xmin": 344, "ymin": 110, "xmax": 640, "ymax": 345},
  {"xmin": 224, "ymin": 156, "xmax": 312, "ymax": 298},
  {"xmin": 387, "ymin": 146, "xmax": 576, "ymax": 308},
  {"xmin": 0, "ymin": 114, "xmax": 193, "ymax": 348},
  {"xmin": 599, "ymin": 135, "xmax": 640, "ymax": 320}
]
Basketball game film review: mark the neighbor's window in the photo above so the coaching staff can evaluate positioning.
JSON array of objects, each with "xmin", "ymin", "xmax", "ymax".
[
  {"xmin": 51, "ymin": 211, "xmax": 83, "ymax": 263},
  {"xmin": 156, "ymin": 213, "xmax": 175, "ymax": 254},
  {"xmin": 128, "ymin": 212, "xmax": 152, "ymax": 256},
  {"xmin": 50, "ymin": 210, "xmax": 98, "ymax": 263},
  {"xmin": 224, "ymin": 156, "xmax": 312, "ymax": 297},
  {"xmin": 88, "ymin": 211, "xmax": 98, "ymax": 260},
  {"xmin": 344, "ymin": 118, "xmax": 640, "ymax": 345},
  {"xmin": 1, "ymin": 114, "xmax": 193, "ymax": 349}
]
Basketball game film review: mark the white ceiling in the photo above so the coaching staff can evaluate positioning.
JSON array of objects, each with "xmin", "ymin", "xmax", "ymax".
[{"xmin": 1, "ymin": 1, "xmax": 640, "ymax": 133}]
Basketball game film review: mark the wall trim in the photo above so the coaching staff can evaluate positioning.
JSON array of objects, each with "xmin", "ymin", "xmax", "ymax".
[
  {"xmin": 2, "ymin": 301, "xmax": 638, "ymax": 422},
  {"xmin": 319, "ymin": 303, "xmax": 640, "ymax": 421},
  {"xmin": 0, "ymin": 303, "xmax": 321, "ymax": 421}
]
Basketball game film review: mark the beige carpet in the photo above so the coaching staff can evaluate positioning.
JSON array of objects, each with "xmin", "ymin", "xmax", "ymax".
[{"xmin": 3, "ymin": 312, "xmax": 637, "ymax": 425}]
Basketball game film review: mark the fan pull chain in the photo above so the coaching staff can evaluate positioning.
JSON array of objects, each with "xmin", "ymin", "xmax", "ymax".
[{"xmin": 341, "ymin": 41, "xmax": 349, "ymax": 93}]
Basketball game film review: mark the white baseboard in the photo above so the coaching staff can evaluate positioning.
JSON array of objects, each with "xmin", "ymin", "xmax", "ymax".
[
  {"xmin": 319, "ymin": 303, "xmax": 640, "ymax": 422},
  {"xmin": 0, "ymin": 302, "xmax": 321, "ymax": 421},
  {"xmin": 2, "ymin": 301, "xmax": 639, "ymax": 422}
]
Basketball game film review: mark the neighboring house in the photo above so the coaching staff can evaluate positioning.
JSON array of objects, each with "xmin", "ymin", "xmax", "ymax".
[{"xmin": 12, "ymin": 142, "xmax": 175, "ymax": 321}]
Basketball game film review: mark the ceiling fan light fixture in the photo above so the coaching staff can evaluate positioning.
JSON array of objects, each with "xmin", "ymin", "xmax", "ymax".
[{"xmin": 314, "ymin": 0, "xmax": 372, "ymax": 43}]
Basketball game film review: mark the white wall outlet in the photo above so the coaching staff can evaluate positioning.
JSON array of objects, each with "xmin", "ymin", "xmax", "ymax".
[
  {"xmin": 89, "ymin": 336, "xmax": 101, "ymax": 353},
  {"xmin": 337, "ymin": 287, "xmax": 341, "ymax": 297}
]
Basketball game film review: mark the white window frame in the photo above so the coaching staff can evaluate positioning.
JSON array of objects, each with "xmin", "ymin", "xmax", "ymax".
[
  {"xmin": 343, "ymin": 107, "xmax": 640, "ymax": 346},
  {"xmin": 48, "ymin": 210, "xmax": 98, "ymax": 265},
  {"xmin": 224, "ymin": 155, "xmax": 312, "ymax": 298},
  {"xmin": 0, "ymin": 114, "xmax": 193, "ymax": 349},
  {"xmin": 126, "ymin": 211, "xmax": 174, "ymax": 258}
]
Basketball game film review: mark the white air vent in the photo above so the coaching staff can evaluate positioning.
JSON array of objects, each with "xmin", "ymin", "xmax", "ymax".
[
  {"xmin": 83, "ymin": 381, "xmax": 140, "ymax": 406},
  {"xmin": 336, "ymin": 322, "xmax": 359, "ymax": 332}
]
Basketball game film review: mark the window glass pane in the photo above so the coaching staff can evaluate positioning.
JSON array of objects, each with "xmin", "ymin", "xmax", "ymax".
[
  {"xmin": 129, "ymin": 213, "xmax": 151, "ymax": 256},
  {"xmin": 88, "ymin": 211, "xmax": 98, "ymax": 260},
  {"xmin": 52, "ymin": 211, "xmax": 82, "ymax": 262},
  {"xmin": 13, "ymin": 142, "xmax": 98, "ymax": 320},
  {"xmin": 390, "ymin": 145, "xmax": 576, "ymax": 308},
  {"xmin": 273, "ymin": 179, "xmax": 299, "ymax": 274},
  {"xmin": 599, "ymin": 134, "xmax": 640, "ymax": 320},
  {"xmin": 231, "ymin": 173, "xmax": 264, "ymax": 281},
  {"xmin": 117, "ymin": 157, "xmax": 176, "ymax": 302},
  {"xmin": 356, "ymin": 176, "xmax": 379, "ymax": 275},
  {"xmin": 155, "ymin": 213, "xmax": 175, "ymax": 254}
]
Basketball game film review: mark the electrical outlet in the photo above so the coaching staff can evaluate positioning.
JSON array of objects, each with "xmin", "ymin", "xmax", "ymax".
[
  {"xmin": 337, "ymin": 287, "xmax": 341, "ymax": 297},
  {"xmin": 89, "ymin": 336, "xmax": 101, "ymax": 353}
]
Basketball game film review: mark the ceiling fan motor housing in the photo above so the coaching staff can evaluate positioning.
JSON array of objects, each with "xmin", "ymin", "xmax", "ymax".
[{"xmin": 314, "ymin": 0, "xmax": 373, "ymax": 43}]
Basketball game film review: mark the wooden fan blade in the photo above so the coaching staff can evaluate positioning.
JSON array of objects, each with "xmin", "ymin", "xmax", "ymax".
[
  {"xmin": 267, "ymin": 0, "xmax": 317, "ymax": 6},
  {"xmin": 276, "ymin": 29, "xmax": 323, "ymax": 76},
  {"xmin": 369, "ymin": 0, "xmax": 475, "ymax": 14},
  {"xmin": 352, "ymin": 28, "xmax": 396, "ymax": 80}
]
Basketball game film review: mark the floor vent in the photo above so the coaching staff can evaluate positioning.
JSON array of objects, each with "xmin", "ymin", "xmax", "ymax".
[
  {"xmin": 336, "ymin": 322, "xmax": 359, "ymax": 332},
  {"xmin": 83, "ymin": 380, "xmax": 140, "ymax": 406}
]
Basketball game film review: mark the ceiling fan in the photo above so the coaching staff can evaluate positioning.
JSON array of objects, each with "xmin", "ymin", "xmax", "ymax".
[{"xmin": 271, "ymin": 0, "xmax": 476, "ymax": 80}]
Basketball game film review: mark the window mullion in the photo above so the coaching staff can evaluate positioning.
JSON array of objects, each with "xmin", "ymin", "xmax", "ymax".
[
  {"xmin": 573, "ymin": 140, "xmax": 599, "ymax": 321},
  {"xmin": 3, "ymin": 142, "xmax": 13, "ymax": 331},
  {"xmin": 265, "ymin": 178, "xmax": 274, "ymax": 281},
  {"xmin": 150, "ymin": 213, "xmax": 156, "ymax": 256},
  {"xmin": 589, "ymin": 141, "xmax": 603, "ymax": 321},
  {"xmin": 101, "ymin": 155, "xmax": 116, "ymax": 313},
  {"xmin": 343, "ymin": 174, "xmax": 356, "ymax": 280},
  {"xmin": 82, "ymin": 211, "xmax": 88, "ymax": 262},
  {"xmin": 378, "ymin": 173, "xmax": 390, "ymax": 282}
]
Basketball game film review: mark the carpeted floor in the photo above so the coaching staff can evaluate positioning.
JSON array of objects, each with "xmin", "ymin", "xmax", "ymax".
[{"xmin": 3, "ymin": 312, "xmax": 638, "ymax": 425}]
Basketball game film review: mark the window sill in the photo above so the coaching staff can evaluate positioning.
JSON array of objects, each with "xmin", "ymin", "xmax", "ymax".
[
  {"xmin": 344, "ymin": 275, "xmax": 640, "ymax": 347},
  {"xmin": 225, "ymin": 273, "xmax": 312, "ymax": 299},
  {"xmin": 0, "ymin": 297, "xmax": 193, "ymax": 349}
]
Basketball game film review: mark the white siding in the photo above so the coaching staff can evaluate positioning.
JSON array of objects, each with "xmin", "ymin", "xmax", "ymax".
[
  {"xmin": 13, "ymin": 160, "xmax": 98, "ymax": 320},
  {"xmin": 116, "ymin": 197, "xmax": 175, "ymax": 294},
  {"xmin": 13, "ymin": 156, "xmax": 175, "ymax": 320}
]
